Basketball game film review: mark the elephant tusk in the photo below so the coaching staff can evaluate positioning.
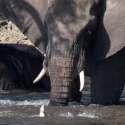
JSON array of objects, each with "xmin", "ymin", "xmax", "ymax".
[
  {"xmin": 39, "ymin": 105, "xmax": 45, "ymax": 117},
  {"xmin": 79, "ymin": 70, "xmax": 85, "ymax": 92},
  {"xmin": 35, "ymin": 46, "xmax": 46, "ymax": 57},
  {"xmin": 33, "ymin": 68, "xmax": 46, "ymax": 83}
]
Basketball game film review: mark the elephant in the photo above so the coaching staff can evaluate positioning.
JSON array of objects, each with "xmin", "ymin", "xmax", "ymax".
[
  {"xmin": 36, "ymin": 0, "xmax": 102, "ymax": 106},
  {"xmin": 1, "ymin": 0, "xmax": 125, "ymax": 106},
  {"xmin": 0, "ymin": 0, "xmax": 101, "ymax": 106},
  {"xmin": 0, "ymin": 43, "xmax": 50, "ymax": 91}
]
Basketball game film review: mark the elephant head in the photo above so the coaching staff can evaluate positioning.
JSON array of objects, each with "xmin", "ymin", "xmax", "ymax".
[{"xmin": 34, "ymin": 0, "xmax": 101, "ymax": 106}]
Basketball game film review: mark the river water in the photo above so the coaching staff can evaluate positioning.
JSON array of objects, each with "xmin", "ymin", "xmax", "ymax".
[{"xmin": 0, "ymin": 77, "xmax": 125, "ymax": 125}]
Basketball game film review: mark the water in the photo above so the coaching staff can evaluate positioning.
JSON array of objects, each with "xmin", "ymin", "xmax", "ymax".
[{"xmin": 0, "ymin": 77, "xmax": 125, "ymax": 125}]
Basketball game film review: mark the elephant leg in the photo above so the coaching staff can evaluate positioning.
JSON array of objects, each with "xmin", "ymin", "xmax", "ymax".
[{"xmin": 91, "ymin": 47, "xmax": 125, "ymax": 105}]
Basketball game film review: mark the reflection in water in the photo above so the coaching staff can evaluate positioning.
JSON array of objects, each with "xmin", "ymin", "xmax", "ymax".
[{"xmin": 0, "ymin": 76, "xmax": 125, "ymax": 125}]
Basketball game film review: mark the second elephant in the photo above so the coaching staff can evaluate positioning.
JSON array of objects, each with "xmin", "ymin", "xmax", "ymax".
[{"xmin": 0, "ymin": 44, "xmax": 50, "ymax": 91}]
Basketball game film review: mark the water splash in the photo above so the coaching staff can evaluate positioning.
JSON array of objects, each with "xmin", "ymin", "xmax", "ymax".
[
  {"xmin": 58, "ymin": 111, "xmax": 99, "ymax": 118},
  {"xmin": 59, "ymin": 112, "xmax": 74, "ymax": 118},
  {"xmin": 77, "ymin": 112, "xmax": 99, "ymax": 118},
  {"xmin": 0, "ymin": 111, "xmax": 12, "ymax": 117},
  {"xmin": 0, "ymin": 99, "xmax": 49, "ymax": 106}
]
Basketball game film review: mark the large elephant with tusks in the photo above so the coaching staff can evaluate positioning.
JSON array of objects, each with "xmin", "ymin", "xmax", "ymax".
[
  {"xmin": 40, "ymin": 0, "xmax": 101, "ymax": 106},
  {"xmin": 0, "ymin": 0, "xmax": 101, "ymax": 106}
]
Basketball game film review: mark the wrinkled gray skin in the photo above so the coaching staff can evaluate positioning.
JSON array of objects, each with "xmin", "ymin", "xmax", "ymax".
[
  {"xmin": 89, "ymin": 0, "xmax": 125, "ymax": 105},
  {"xmin": 0, "ymin": 0, "xmax": 100, "ymax": 106},
  {"xmin": 1, "ymin": 0, "xmax": 125, "ymax": 106},
  {"xmin": 0, "ymin": 44, "xmax": 50, "ymax": 91},
  {"xmin": 91, "ymin": 47, "xmax": 125, "ymax": 105},
  {"xmin": 44, "ymin": 0, "xmax": 101, "ymax": 106}
]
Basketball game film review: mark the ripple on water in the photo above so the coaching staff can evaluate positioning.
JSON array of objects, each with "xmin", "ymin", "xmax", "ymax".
[
  {"xmin": 58, "ymin": 112, "xmax": 74, "ymax": 118},
  {"xmin": 58, "ymin": 111, "xmax": 99, "ymax": 118},
  {"xmin": 0, "ymin": 99, "xmax": 49, "ymax": 106},
  {"xmin": 77, "ymin": 112, "xmax": 99, "ymax": 118},
  {"xmin": 0, "ymin": 78, "xmax": 125, "ymax": 125}
]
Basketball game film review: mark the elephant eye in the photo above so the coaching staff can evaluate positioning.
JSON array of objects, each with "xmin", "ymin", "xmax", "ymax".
[
  {"xmin": 44, "ymin": 25, "xmax": 48, "ymax": 30},
  {"xmin": 84, "ymin": 29, "xmax": 92, "ymax": 36},
  {"xmin": 44, "ymin": 22, "xmax": 48, "ymax": 30},
  {"xmin": 87, "ymin": 30, "xmax": 92, "ymax": 35}
]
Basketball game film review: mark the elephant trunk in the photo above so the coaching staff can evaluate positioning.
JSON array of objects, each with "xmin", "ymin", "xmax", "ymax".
[
  {"xmin": 49, "ymin": 72, "xmax": 85, "ymax": 106},
  {"xmin": 49, "ymin": 77, "xmax": 73, "ymax": 106},
  {"xmin": 48, "ymin": 51, "xmax": 84, "ymax": 106},
  {"xmin": 49, "ymin": 64, "xmax": 76, "ymax": 106},
  {"xmin": 34, "ymin": 40, "xmax": 85, "ymax": 106}
]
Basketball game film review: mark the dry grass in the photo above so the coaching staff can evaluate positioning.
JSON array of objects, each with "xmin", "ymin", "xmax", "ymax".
[
  {"xmin": 0, "ymin": 14, "xmax": 33, "ymax": 45},
  {"xmin": 0, "ymin": 13, "xmax": 45, "ymax": 55}
]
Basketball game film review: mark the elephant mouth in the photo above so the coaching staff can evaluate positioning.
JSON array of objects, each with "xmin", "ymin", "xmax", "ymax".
[{"xmin": 33, "ymin": 67, "xmax": 85, "ymax": 92}]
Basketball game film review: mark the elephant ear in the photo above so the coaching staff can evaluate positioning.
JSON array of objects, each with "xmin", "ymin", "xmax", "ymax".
[{"xmin": 0, "ymin": 0, "xmax": 48, "ymax": 53}]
